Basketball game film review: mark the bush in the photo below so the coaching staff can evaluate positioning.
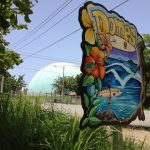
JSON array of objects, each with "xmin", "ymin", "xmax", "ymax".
[{"xmin": 0, "ymin": 94, "xmax": 111, "ymax": 149}]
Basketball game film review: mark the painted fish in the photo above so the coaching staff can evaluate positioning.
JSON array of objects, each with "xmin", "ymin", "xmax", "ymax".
[{"xmin": 98, "ymin": 88, "xmax": 121, "ymax": 98}]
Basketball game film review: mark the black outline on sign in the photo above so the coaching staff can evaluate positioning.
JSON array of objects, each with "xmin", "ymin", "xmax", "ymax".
[{"xmin": 79, "ymin": 1, "xmax": 146, "ymax": 130}]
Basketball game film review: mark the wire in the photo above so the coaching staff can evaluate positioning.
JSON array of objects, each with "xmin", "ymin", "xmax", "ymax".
[
  {"xmin": 10, "ymin": 0, "xmax": 73, "ymax": 48},
  {"xmin": 20, "ymin": 0, "xmax": 129, "ymax": 60},
  {"xmin": 15, "ymin": 0, "xmax": 88, "ymax": 51},
  {"xmin": 23, "ymin": 28, "xmax": 81, "ymax": 59},
  {"xmin": 111, "ymin": 0, "xmax": 129, "ymax": 10},
  {"xmin": 11, "ymin": 0, "xmax": 72, "ymax": 48},
  {"xmin": 21, "ymin": 53, "xmax": 81, "ymax": 64},
  {"xmin": 11, "ymin": 64, "xmax": 80, "ymax": 73}
]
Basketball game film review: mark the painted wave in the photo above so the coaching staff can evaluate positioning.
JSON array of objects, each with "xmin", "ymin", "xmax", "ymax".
[{"xmin": 102, "ymin": 63, "xmax": 141, "ymax": 88}]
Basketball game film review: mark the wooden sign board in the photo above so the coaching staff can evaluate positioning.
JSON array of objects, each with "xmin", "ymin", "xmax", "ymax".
[{"xmin": 79, "ymin": 1, "xmax": 146, "ymax": 129}]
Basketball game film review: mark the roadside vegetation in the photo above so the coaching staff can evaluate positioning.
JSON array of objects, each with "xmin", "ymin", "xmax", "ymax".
[
  {"xmin": 143, "ymin": 34, "xmax": 150, "ymax": 109},
  {"xmin": 0, "ymin": 94, "xmax": 149, "ymax": 150}
]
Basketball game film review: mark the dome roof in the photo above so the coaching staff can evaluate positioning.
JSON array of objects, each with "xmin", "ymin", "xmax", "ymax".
[{"xmin": 27, "ymin": 62, "xmax": 81, "ymax": 94}]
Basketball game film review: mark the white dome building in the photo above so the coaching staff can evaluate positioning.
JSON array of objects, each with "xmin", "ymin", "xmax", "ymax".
[{"xmin": 27, "ymin": 62, "xmax": 81, "ymax": 94}]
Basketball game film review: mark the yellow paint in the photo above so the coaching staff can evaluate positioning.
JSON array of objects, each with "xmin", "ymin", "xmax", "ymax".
[
  {"xmin": 88, "ymin": 6, "xmax": 137, "ymax": 48},
  {"xmin": 92, "ymin": 10, "xmax": 109, "ymax": 35},
  {"xmin": 98, "ymin": 88, "xmax": 121, "ymax": 98},
  {"xmin": 110, "ymin": 35, "xmax": 135, "ymax": 52}
]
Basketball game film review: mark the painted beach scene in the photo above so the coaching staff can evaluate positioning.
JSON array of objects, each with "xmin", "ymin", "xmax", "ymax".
[
  {"xmin": 79, "ymin": 2, "xmax": 146, "ymax": 128},
  {"xmin": 96, "ymin": 47, "xmax": 141, "ymax": 121}
]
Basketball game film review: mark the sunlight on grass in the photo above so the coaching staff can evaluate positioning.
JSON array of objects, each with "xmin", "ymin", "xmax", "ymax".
[{"xmin": 0, "ymin": 94, "xmax": 149, "ymax": 150}]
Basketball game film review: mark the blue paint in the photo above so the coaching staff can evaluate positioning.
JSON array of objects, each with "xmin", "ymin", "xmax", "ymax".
[
  {"xmin": 97, "ymin": 87, "xmax": 140, "ymax": 119},
  {"xmin": 97, "ymin": 55, "xmax": 141, "ymax": 119}
]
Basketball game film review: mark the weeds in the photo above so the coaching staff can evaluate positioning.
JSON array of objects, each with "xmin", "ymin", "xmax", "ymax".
[{"xmin": 0, "ymin": 94, "xmax": 148, "ymax": 150}]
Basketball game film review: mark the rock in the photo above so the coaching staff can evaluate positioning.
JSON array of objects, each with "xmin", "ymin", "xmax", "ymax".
[{"xmin": 96, "ymin": 110, "xmax": 117, "ymax": 121}]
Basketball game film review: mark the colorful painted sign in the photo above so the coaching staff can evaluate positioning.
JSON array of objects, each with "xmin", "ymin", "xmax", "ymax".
[{"xmin": 79, "ymin": 2, "xmax": 146, "ymax": 129}]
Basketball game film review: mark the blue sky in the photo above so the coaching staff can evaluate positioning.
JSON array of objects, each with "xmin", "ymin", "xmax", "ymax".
[{"xmin": 6, "ymin": 0, "xmax": 150, "ymax": 85}]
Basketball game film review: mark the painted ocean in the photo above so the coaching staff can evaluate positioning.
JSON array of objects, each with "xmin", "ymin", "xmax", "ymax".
[
  {"xmin": 97, "ymin": 53, "xmax": 141, "ymax": 119},
  {"xmin": 97, "ymin": 87, "xmax": 141, "ymax": 119}
]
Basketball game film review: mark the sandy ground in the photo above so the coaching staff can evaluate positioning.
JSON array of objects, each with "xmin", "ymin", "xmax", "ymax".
[
  {"xmin": 122, "ymin": 128, "xmax": 150, "ymax": 150},
  {"xmin": 44, "ymin": 103, "xmax": 150, "ymax": 127},
  {"xmin": 42, "ymin": 103, "xmax": 150, "ymax": 146}
]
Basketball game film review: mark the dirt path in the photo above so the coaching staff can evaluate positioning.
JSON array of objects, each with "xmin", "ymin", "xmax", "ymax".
[
  {"xmin": 42, "ymin": 103, "xmax": 150, "ymax": 146},
  {"xmin": 47, "ymin": 103, "xmax": 150, "ymax": 127},
  {"xmin": 123, "ymin": 128, "xmax": 150, "ymax": 144}
]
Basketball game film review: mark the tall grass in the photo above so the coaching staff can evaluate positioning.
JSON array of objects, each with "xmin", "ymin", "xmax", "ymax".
[
  {"xmin": 123, "ymin": 137, "xmax": 147, "ymax": 150},
  {"xmin": 0, "ymin": 94, "xmax": 148, "ymax": 150}
]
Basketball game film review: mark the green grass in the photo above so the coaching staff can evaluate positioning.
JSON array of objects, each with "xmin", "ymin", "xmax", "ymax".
[
  {"xmin": 20, "ymin": 94, "xmax": 81, "ymax": 105},
  {"xmin": 123, "ymin": 137, "xmax": 147, "ymax": 150},
  {"xmin": 0, "ymin": 93, "xmax": 149, "ymax": 150}
]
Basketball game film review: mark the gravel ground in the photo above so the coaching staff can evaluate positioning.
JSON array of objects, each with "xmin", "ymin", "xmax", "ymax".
[{"xmin": 45, "ymin": 103, "xmax": 150, "ymax": 127}]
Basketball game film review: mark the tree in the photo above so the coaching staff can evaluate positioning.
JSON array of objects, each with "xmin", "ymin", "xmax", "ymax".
[
  {"xmin": 3, "ymin": 74, "xmax": 26, "ymax": 93},
  {"xmin": 0, "ymin": 50, "xmax": 22, "ymax": 75},
  {"xmin": 0, "ymin": 0, "xmax": 37, "ymax": 75},
  {"xmin": 53, "ymin": 76, "xmax": 76, "ymax": 95},
  {"xmin": 75, "ymin": 73, "xmax": 82, "ymax": 95},
  {"xmin": 53, "ymin": 74, "xmax": 82, "ymax": 96},
  {"xmin": 0, "ymin": 0, "xmax": 37, "ymax": 34},
  {"xmin": 143, "ymin": 34, "xmax": 150, "ymax": 108},
  {"xmin": 143, "ymin": 34, "xmax": 150, "ymax": 48}
]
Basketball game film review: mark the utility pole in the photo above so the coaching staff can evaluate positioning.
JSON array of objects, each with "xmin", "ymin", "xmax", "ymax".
[
  {"xmin": 0, "ymin": 75, "xmax": 4, "ymax": 93},
  {"xmin": 53, "ymin": 65, "xmax": 65, "ymax": 103}
]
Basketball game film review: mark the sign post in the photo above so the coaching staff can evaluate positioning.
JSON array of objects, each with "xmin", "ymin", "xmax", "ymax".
[
  {"xmin": 78, "ymin": 0, "xmax": 146, "ymax": 135},
  {"xmin": 112, "ymin": 125, "xmax": 123, "ymax": 150},
  {"xmin": 0, "ymin": 75, "xmax": 4, "ymax": 94}
]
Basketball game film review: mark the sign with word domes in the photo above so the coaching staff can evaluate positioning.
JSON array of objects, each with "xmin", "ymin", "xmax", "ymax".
[{"xmin": 79, "ymin": 1, "xmax": 146, "ymax": 129}]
